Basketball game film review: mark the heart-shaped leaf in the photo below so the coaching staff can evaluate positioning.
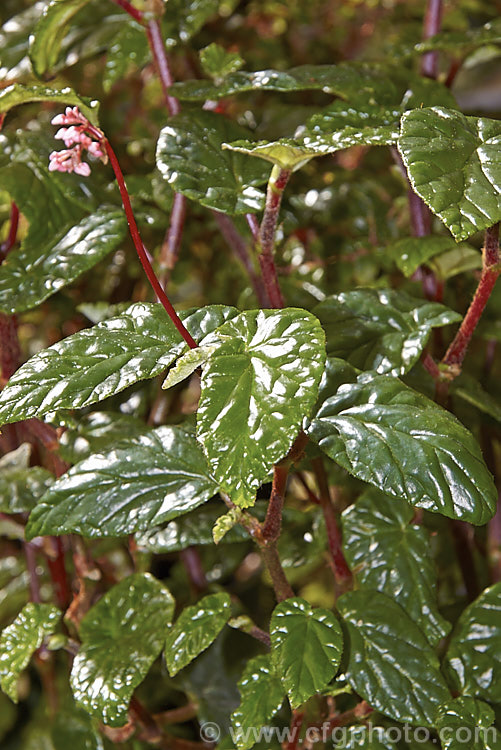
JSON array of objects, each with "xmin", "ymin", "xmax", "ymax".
[
  {"xmin": 197, "ymin": 309, "xmax": 326, "ymax": 507},
  {"xmin": 231, "ymin": 654, "xmax": 285, "ymax": 750},
  {"xmin": 313, "ymin": 288, "xmax": 460, "ymax": 376},
  {"xmin": 165, "ymin": 593, "xmax": 231, "ymax": 676},
  {"xmin": 270, "ymin": 597, "xmax": 343, "ymax": 708},
  {"xmin": 398, "ymin": 107, "xmax": 501, "ymax": 241},
  {"xmin": 435, "ymin": 697, "xmax": 501, "ymax": 750},
  {"xmin": 338, "ymin": 590, "xmax": 450, "ymax": 725},
  {"xmin": 342, "ymin": 489, "xmax": 450, "ymax": 645},
  {"xmin": 156, "ymin": 111, "xmax": 269, "ymax": 214},
  {"xmin": 445, "ymin": 583, "xmax": 501, "ymax": 702},
  {"xmin": 0, "ymin": 603, "xmax": 60, "ymax": 702},
  {"xmin": 70, "ymin": 573, "xmax": 174, "ymax": 726}
]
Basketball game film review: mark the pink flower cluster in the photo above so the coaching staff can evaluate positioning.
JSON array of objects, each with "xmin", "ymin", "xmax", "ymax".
[{"xmin": 49, "ymin": 107, "xmax": 106, "ymax": 177}]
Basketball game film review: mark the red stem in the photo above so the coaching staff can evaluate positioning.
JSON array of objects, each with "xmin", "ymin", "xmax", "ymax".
[
  {"xmin": 257, "ymin": 167, "xmax": 290, "ymax": 308},
  {"xmin": 213, "ymin": 212, "xmax": 270, "ymax": 307},
  {"xmin": 246, "ymin": 213, "xmax": 260, "ymax": 242},
  {"xmin": 442, "ymin": 224, "xmax": 500, "ymax": 369},
  {"xmin": 262, "ymin": 464, "xmax": 289, "ymax": 542},
  {"xmin": 1, "ymin": 202, "xmax": 19, "ymax": 259},
  {"xmin": 285, "ymin": 711, "xmax": 304, "ymax": 750},
  {"xmin": 159, "ymin": 192, "xmax": 187, "ymax": 274},
  {"xmin": 311, "ymin": 457, "xmax": 352, "ymax": 585},
  {"xmin": 146, "ymin": 19, "xmax": 180, "ymax": 116},
  {"xmin": 421, "ymin": 0, "xmax": 443, "ymax": 79},
  {"xmin": 109, "ymin": 0, "xmax": 143, "ymax": 23},
  {"xmin": 46, "ymin": 537, "xmax": 71, "ymax": 608},
  {"xmin": 25, "ymin": 543, "xmax": 41, "ymax": 604},
  {"xmin": 103, "ymin": 138, "xmax": 197, "ymax": 349},
  {"xmin": 180, "ymin": 548, "xmax": 208, "ymax": 592}
]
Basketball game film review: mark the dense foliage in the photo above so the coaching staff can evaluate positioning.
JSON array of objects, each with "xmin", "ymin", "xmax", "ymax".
[{"xmin": 2, "ymin": 0, "xmax": 501, "ymax": 748}]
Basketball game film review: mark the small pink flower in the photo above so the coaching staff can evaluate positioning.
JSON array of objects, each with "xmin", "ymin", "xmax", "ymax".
[
  {"xmin": 51, "ymin": 106, "xmax": 88, "ymax": 127},
  {"xmin": 49, "ymin": 147, "xmax": 91, "ymax": 176},
  {"xmin": 49, "ymin": 107, "xmax": 106, "ymax": 176},
  {"xmin": 54, "ymin": 126, "xmax": 93, "ymax": 149}
]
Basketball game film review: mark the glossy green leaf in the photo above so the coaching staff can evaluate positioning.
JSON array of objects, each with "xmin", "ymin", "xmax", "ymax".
[
  {"xmin": 270, "ymin": 597, "xmax": 343, "ymax": 708},
  {"xmin": 451, "ymin": 374, "xmax": 501, "ymax": 423},
  {"xmin": 0, "ymin": 83, "xmax": 99, "ymax": 123},
  {"xmin": 231, "ymin": 654, "xmax": 285, "ymax": 750},
  {"xmin": 162, "ymin": 344, "xmax": 217, "ymax": 390},
  {"xmin": 170, "ymin": 62, "xmax": 454, "ymax": 105},
  {"xmin": 388, "ymin": 236, "xmax": 467, "ymax": 278},
  {"xmin": 70, "ymin": 573, "xmax": 174, "ymax": 726},
  {"xmin": 336, "ymin": 726, "xmax": 397, "ymax": 749},
  {"xmin": 0, "ymin": 444, "xmax": 53, "ymax": 514},
  {"xmin": 0, "ymin": 207, "xmax": 127, "ymax": 314},
  {"xmin": 223, "ymin": 139, "xmax": 321, "ymax": 171},
  {"xmin": 162, "ymin": 0, "xmax": 237, "ymax": 49},
  {"xmin": 51, "ymin": 706, "xmax": 105, "ymax": 750},
  {"xmin": 103, "ymin": 20, "xmax": 149, "ymax": 92},
  {"xmin": 29, "ymin": 0, "xmax": 92, "ymax": 77},
  {"xmin": 0, "ymin": 3, "xmax": 46, "ymax": 81},
  {"xmin": 445, "ymin": 582, "xmax": 501, "ymax": 702},
  {"xmin": 0, "ymin": 466, "xmax": 53, "ymax": 515},
  {"xmin": 398, "ymin": 107, "xmax": 501, "ymax": 241},
  {"xmin": 338, "ymin": 590, "xmax": 450, "ymax": 725},
  {"xmin": 197, "ymin": 309, "xmax": 325, "ymax": 507},
  {"xmin": 313, "ymin": 289, "xmax": 460, "ymax": 376},
  {"xmin": 416, "ymin": 19, "xmax": 501, "ymax": 54},
  {"xmin": 428, "ymin": 245, "xmax": 482, "ymax": 281},
  {"xmin": 26, "ymin": 425, "xmax": 218, "ymax": 539},
  {"xmin": 0, "ymin": 133, "xmax": 95, "ymax": 253},
  {"xmin": 156, "ymin": 111, "xmax": 269, "ymax": 214},
  {"xmin": 342, "ymin": 489, "xmax": 450, "ymax": 645},
  {"xmin": 0, "ymin": 603, "xmax": 60, "ymax": 702},
  {"xmin": 136, "ymin": 504, "xmax": 251, "ymax": 552},
  {"xmin": 58, "ymin": 411, "xmax": 149, "ymax": 463},
  {"xmin": 308, "ymin": 359, "xmax": 497, "ymax": 524},
  {"xmin": 200, "ymin": 43, "xmax": 244, "ymax": 80},
  {"xmin": 165, "ymin": 593, "xmax": 231, "ymax": 676},
  {"xmin": 0, "ymin": 304, "xmax": 238, "ymax": 426},
  {"xmin": 304, "ymin": 101, "xmax": 401, "ymax": 148},
  {"xmin": 435, "ymin": 697, "xmax": 501, "ymax": 750}
]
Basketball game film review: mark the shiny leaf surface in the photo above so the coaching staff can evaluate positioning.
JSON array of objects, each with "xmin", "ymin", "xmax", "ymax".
[
  {"xmin": 231, "ymin": 654, "xmax": 285, "ymax": 750},
  {"xmin": 435, "ymin": 697, "xmax": 501, "ymax": 750},
  {"xmin": 0, "ymin": 304, "xmax": 238, "ymax": 425},
  {"xmin": 156, "ymin": 111, "xmax": 269, "ymax": 214},
  {"xmin": 398, "ymin": 107, "xmax": 501, "ymax": 241},
  {"xmin": 445, "ymin": 583, "xmax": 501, "ymax": 702},
  {"xmin": 70, "ymin": 573, "xmax": 174, "ymax": 726},
  {"xmin": 0, "ymin": 207, "xmax": 127, "ymax": 314},
  {"xmin": 170, "ymin": 62, "xmax": 454, "ymax": 105},
  {"xmin": 165, "ymin": 593, "xmax": 231, "ymax": 676},
  {"xmin": 342, "ymin": 489, "xmax": 450, "ymax": 645},
  {"xmin": 200, "ymin": 43, "xmax": 244, "ymax": 79},
  {"xmin": 0, "ymin": 83, "xmax": 99, "ymax": 123},
  {"xmin": 308, "ymin": 359, "xmax": 497, "ymax": 524},
  {"xmin": 0, "ymin": 603, "xmax": 60, "ymax": 702},
  {"xmin": 136, "ymin": 504, "xmax": 251, "ymax": 552},
  {"xmin": 29, "ymin": 0, "xmax": 92, "ymax": 77},
  {"xmin": 270, "ymin": 597, "xmax": 343, "ymax": 708},
  {"xmin": 162, "ymin": 0, "xmax": 237, "ymax": 49},
  {"xmin": 338, "ymin": 590, "xmax": 450, "ymax": 725},
  {"xmin": 313, "ymin": 289, "xmax": 460, "ymax": 375},
  {"xmin": 388, "ymin": 236, "xmax": 467, "ymax": 278},
  {"xmin": 26, "ymin": 425, "xmax": 218, "ymax": 539},
  {"xmin": 197, "ymin": 309, "xmax": 325, "ymax": 507},
  {"xmin": 336, "ymin": 727, "xmax": 397, "ymax": 749}
]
